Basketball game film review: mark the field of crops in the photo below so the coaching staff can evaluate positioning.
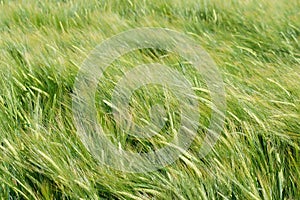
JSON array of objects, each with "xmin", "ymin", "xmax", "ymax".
[{"xmin": 0, "ymin": 0, "xmax": 299, "ymax": 199}]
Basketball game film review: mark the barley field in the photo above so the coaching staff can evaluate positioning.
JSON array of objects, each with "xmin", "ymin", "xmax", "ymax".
[{"xmin": 0, "ymin": 0, "xmax": 299, "ymax": 199}]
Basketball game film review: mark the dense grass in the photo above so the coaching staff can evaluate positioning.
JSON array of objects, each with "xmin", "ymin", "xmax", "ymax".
[{"xmin": 0, "ymin": 0, "xmax": 299, "ymax": 199}]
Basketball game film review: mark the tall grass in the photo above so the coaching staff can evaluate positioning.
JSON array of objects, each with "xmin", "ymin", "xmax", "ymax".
[{"xmin": 0, "ymin": 0, "xmax": 299, "ymax": 199}]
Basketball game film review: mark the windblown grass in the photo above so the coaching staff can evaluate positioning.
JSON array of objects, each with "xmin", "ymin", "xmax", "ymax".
[{"xmin": 0, "ymin": 0, "xmax": 299, "ymax": 199}]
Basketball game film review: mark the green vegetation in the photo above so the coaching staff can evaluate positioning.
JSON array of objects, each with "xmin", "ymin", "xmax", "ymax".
[{"xmin": 0, "ymin": 0, "xmax": 299, "ymax": 199}]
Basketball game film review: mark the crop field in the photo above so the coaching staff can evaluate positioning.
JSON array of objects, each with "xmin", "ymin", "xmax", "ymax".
[{"xmin": 0, "ymin": 0, "xmax": 299, "ymax": 199}]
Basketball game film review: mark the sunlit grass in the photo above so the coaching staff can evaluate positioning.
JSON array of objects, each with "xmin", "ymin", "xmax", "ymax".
[{"xmin": 0, "ymin": 0, "xmax": 299, "ymax": 199}]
